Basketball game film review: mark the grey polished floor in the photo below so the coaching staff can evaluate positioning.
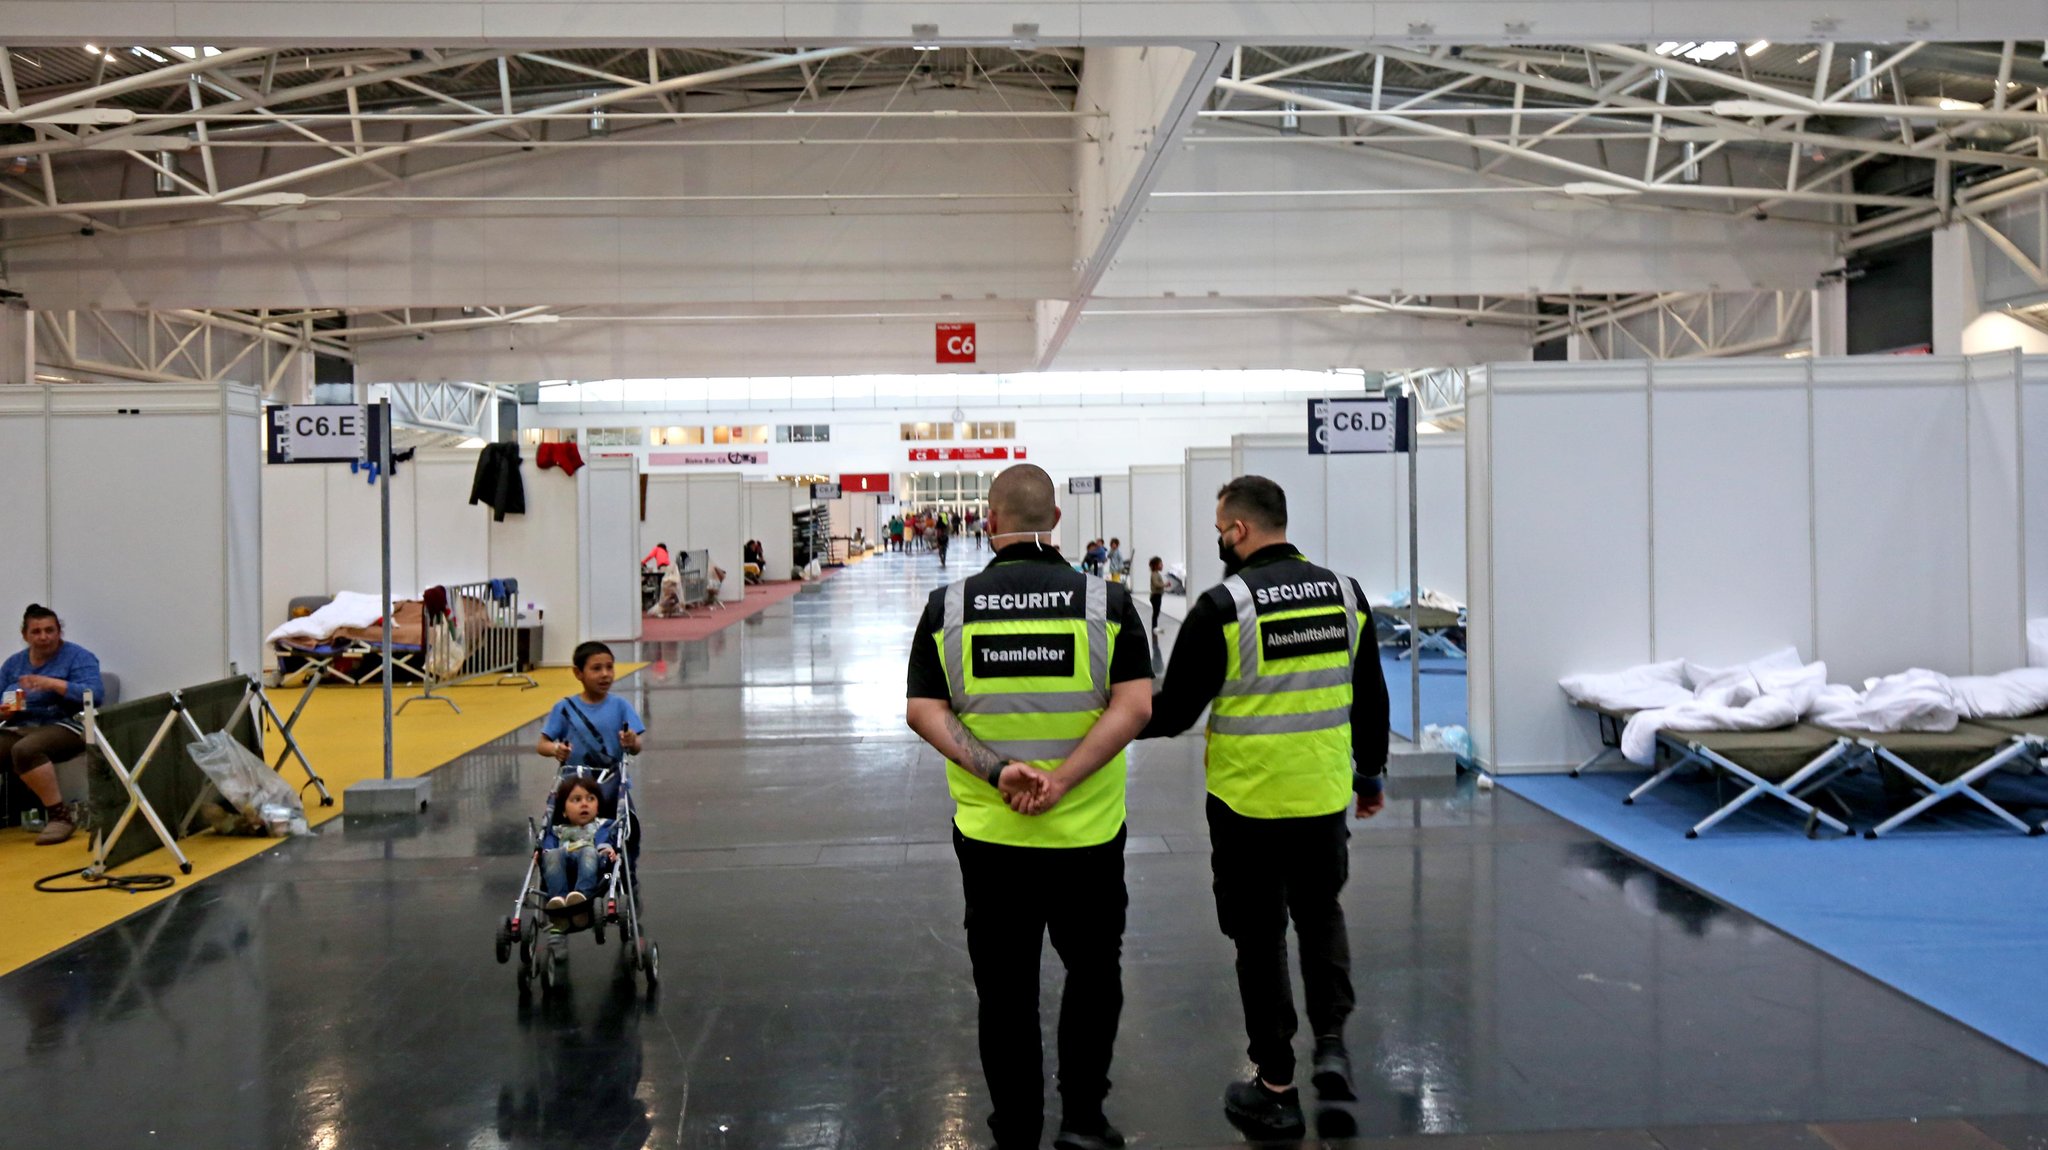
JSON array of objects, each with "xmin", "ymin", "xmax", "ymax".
[{"xmin": 5, "ymin": 546, "xmax": 2048, "ymax": 1150}]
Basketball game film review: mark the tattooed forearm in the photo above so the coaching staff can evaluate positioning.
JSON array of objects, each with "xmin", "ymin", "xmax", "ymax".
[{"xmin": 944, "ymin": 709, "xmax": 1008, "ymax": 775}]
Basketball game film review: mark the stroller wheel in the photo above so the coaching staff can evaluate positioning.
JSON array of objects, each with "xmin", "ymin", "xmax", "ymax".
[
  {"xmin": 495, "ymin": 920, "xmax": 514, "ymax": 965},
  {"xmin": 643, "ymin": 941, "xmax": 660, "ymax": 987}
]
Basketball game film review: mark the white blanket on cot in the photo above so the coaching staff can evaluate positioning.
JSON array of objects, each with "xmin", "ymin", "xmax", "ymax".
[
  {"xmin": 1558, "ymin": 660, "xmax": 1693, "ymax": 713},
  {"xmin": 1946, "ymin": 668, "xmax": 2048, "ymax": 720},
  {"xmin": 1619, "ymin": 659, "xmax": 1828, "ymax": 764},
  {"xmin": 266, "ymin": 590, "xmax": 385, "ymax": 645},
  {"xmin": 1808, "ymin": 669, "xmax": 1959, "ymax": 733}
]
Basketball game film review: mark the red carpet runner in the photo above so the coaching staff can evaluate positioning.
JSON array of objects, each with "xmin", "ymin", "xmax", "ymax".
[{"xmin": 638, "ymin": 579, "xmax": 811, "ymax": 641}]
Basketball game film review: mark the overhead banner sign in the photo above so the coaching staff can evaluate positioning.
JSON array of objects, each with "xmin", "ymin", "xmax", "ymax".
[
  {"xmin": 1306, "ymin": 396, "xmax": 1411, "ymax": 455},
  {"xmin": 267, "ymin": 404, "xmax": 368, "ymax": 463},
  {"xmin": 909, "ymin": 446, "xmax": 1011, "ymax": 462},
  {"xmin": 839, "ymin": 472, "xmax": 892, "ymax": 493},
  {"xmin": 810, "ymin": 482, "xmax": 842, "ymax": 500},
  {"xmin": 650, "ymin": 451, "xmax": 767, "ymax": 466},
  {"xmin": 1067, "ymin": 476, "xmax": 1101, "ymax": 495},
  {"xmin": 936, "ymin": 322, "xmax": 977, "ymax": 364}
]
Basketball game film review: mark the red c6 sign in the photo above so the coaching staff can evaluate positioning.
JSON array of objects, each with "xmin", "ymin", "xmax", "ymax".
[{"xmin": 936, "ymin": 322, "xmax": 976, "ymax": 364}]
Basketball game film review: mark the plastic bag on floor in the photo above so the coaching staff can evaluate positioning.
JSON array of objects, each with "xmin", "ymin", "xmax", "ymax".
[
  {"xmin": 803, "ymin": 557, "xmax": 823, "ymax": 580},
  {"xmin": 185, "ymin": 731, "xmax": 309, "ymax": 836},
  {"xmin": 1420, "ymin": 724, "xmax": 1473, "ymax": 758}
]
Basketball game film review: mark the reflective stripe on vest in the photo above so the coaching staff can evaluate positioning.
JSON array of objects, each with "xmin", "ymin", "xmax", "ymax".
[
  {"xmin": 1204, "ymin": 564, "xmax": 1361, "ymax": 818},
  {"xmin": 940, "ymin": 573, "xmax": 1125, "ymax": 847}
]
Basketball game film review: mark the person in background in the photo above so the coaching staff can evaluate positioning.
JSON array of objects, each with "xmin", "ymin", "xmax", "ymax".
[
  {"xmin": 1106, "ymin": 538, "xmax": 1126, "ymax": 580},
  {"xmin": 641, "ymin": 541, "xmax": 672, "ymax": 570},
  {"xmin": 1148, "ymin": 556, "xmax": 1166, "ymax": 635},
  {"xmin": 1, "ymin": 604, "xmax": 106, "ymax": 845}
]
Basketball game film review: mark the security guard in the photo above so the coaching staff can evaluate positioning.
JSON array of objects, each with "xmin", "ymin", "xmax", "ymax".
[
  {"xmin": 906, "ymin": 464, "xmax": 1153, "ymax": 1150},
  {"xmin": 1139, "ymin": 474, "xmax": 1389, "ymax": 1140}
]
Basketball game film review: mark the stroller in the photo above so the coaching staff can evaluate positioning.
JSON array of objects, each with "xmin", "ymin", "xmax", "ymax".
[{"xmin": 494, "ymin": 759, "xmax": 660, "ymax": 997}]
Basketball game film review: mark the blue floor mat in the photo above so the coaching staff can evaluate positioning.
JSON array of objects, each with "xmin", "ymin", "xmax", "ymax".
[
  {"xmin": 1379, "ymin": 651, "xmax": 1466, "ymax": 740},
  {"xmin": 1505, "ymin": 768, "xmax": 2048, "ymax": 1065}
]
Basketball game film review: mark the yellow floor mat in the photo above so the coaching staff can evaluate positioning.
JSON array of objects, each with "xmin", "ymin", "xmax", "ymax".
[{"xmin": 0, "ymin": 664, "xmax": 643, "ymax": 977}]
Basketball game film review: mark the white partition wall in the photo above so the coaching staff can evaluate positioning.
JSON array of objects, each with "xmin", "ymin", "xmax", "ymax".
[
  {"xmin": 744, "ymin": 480, "xmax": 797, "ymax": 581},
  {"xmin": 1468, "ymin": 355, "xmax": 2041, "ymax": 774},
  {"xmin": 412, "ymin": 449, "xmax": 492, "ymax": 593},
  {"xmin": 0, "ymin": 389, "xmax": 50, "ymax": 616},
  {"xmin": 1231, "ymin": 434, "xmax": 1329, "ymax": 565},
  {"xmin": 1128, "ymin": 464, "xmax": 1183, "ymax": 581},
  {"xmin": 1184, "ymin": 447, "xmax": 1232, "ymax": 596},
  {"xmin": 2027, "ymin": 358, "xmax": 2048, "ymax": 624},
  {"xmin": 491, "ymin": 456, "xmax": 580, "ymax": 659},
  {"xmin": 1101, "ymin": 474, "xmax": 1132, "ymax": 556},
  {"xmin": 644, "ymin": 471, "xmax": 745, "ymax": 603},
  {"xmin": 579, "ymin": 456, "xmax": 641, "ymax": 641},
  {"xmin": 41, "ymin": 384, "xmax": 262, "ymax": 696}
]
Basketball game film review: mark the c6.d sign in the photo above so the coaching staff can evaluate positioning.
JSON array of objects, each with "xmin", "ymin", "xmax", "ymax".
[{"xmin": 1307, "ymin": 396, "xmax": 1411, "ymax": 455}]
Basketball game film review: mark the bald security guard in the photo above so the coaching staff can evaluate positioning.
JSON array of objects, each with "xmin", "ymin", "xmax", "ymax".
[
  {"xmin": 905, "ymin": 463, "xmax": 1154, "ymax": 1150},
  {"xmin": 1139, "ymin": 474, "xmax": 1389, "ymax": 1140}
]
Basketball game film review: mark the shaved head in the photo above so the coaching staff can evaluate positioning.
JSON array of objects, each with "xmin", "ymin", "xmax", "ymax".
[{"xmin": 987, "ymin": 464, "xmax": 1057, "ymax": 532}]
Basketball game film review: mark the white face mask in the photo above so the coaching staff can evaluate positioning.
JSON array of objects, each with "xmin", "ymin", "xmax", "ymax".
[{"xmin": 990, "ymin": 529, "xmax": 1055, "ymax": 551}]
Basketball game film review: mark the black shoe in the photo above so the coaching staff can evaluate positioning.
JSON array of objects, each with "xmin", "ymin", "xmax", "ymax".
[
  {"xmin": 1223, "ymin": 1078, "xmax": 1304, "ymax": 1140},
  {"xmin": 1053, "ymin": 1121, "xmax": 1125, "ymax": 1150},
  {"xmin": 1311, "ymin": 1038, "xmax": 1356, "ymax": 1101}
]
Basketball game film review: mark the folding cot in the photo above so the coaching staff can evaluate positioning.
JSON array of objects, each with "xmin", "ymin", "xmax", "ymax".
[
  {"xmin": 1853, "ymin": 716, "xmax": 2046, "ymax": 838},
  {"xmin": 1570, "ymin": 701, "xmax": 1859, "ymax": 838},
  {"xmin": 1374, "ymin": 604, "xmax": 1465, "ymax": 660}
]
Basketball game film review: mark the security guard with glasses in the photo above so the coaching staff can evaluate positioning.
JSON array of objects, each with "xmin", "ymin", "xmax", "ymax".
[
  {"xmin": 906, "ymin": 464, "xmax": 1153, "ymax": 1150},
  {"xmin": 1139, "ymin": 474, "xmax": 1389, "ymax": 1141}
]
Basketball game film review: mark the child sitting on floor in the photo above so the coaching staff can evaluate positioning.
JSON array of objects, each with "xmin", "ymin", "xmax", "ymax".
[{"xmin": 540, "ymin": 775, "xmax": 616, "ymax": 922}]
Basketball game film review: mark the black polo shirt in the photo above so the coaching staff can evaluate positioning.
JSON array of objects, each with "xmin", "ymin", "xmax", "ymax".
[{"xmin": 906, "ymin": 544, "xmax": 1153, "ymax": 699}]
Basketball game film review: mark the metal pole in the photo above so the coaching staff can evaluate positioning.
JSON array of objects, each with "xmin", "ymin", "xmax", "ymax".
[
  {"xmin": 1407, "ymin": 390, "xmax": 1422, "ymax": 743},
  {"xmin": 379, "ymin": 400, "xmax": 394, "ymax": 780}
]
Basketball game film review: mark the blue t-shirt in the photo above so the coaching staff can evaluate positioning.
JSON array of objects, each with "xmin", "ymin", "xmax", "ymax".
[
  {"xmin": 540, "ymin": 694, "xmax": 645, "ymax": 766},
  {"xmin": 1, "ymin": 642, "xmax": 105, "ymax": 728}
]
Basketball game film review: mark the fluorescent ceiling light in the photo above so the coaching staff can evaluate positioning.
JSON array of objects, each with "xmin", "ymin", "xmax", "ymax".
[
  {"xmin": 1745, "ymin": 40, "xmax": 1771, "ymax": 56},
  {"xmin": 84, "ymin": 134, "xmax": 191, "ymax": 151},
  {"xmin": 1713, "ymin": 98, "xmax": 1800, "ymax": 117},
  {"xmin": 83, "ymin": 44, "xmax": 102, "ymax": 56},
  {"xmin": 1935, "ymin": 97, "xmax": 1983, "ymax": 111},
  {"xmin": 458, "ymin": 436, "xmax": 488, "ymax": 449},
  {"xmin": 130, "ymin": 46, "xmax": 167, "ymax": 63},
  {"xmin": 508, "ymin": 314, "xmax": 561, "ymax": 325},
  {"xmin": 168, "ymin": 46, "xmax": 222, "ymax": 59},
  {"xmin": 1683, "ymin": 41, "xmax": 1740, "ymax": 62},
  {"xmin": 28, "ymin": 108, "xmax": 136, "ymax": 125},
  {"xmin": 226, "ymin": 191, "xmax": 307, "ymax": 207}
]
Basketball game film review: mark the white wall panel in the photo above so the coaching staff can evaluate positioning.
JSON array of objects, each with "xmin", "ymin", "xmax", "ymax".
[
  {"xmin": 260, "ymin": 460, "xmax": 327, "ymax": 654},
  {"xmin": 641, "ymin": 476, "xmax": 694, "ymax": 576},
  {"xmin": 1812, "ymin": 384, "xmax": 1971, "ymax": 681},
  {"xmin": 1325, "ymin": 451, "xmax": 1403, "ymax": 598},
  {"xmin": 1101, "ymin": 475, "xmax": 1132, "ymax": 558},
  {"xmin": 489, "ymin": 458, "xmax": 579, "ymax": 661},
  {"xmin": 1231, "ymin": 434, "xmax": 1328, "ymax": 564},
  {"xmin": 1395, "ymin": 437, "xmax": 1469, "ymax": 605},
  {"xmin": 1649, "ymin": 387, "xmax": 1814, "ymax": 666},
  {"xmin": 50, "ymin": 410, "xmax": 225, "ymax": 697},
  {"xmin": 323, "ymin": 463, "xmax": 419, "ymax": 600},
  {"xmin": 579, "ymin": 458, "xmax": 641, "ymax": 641},
  {"xmin": 1184, "ymin": 447, "xmax": 1232, "ymax": 595},
  {"xmin": 686, "ymin": 474, "xmax": 746, "ymax": 603},
  {"xmin": 745, "ymin": 480, "xmax": 797, "ymax": 581},
  {"xmin": 1965, "ymin": 352, "xmax": 2028, "ymax": 671},
  {"xmin": 411, "ymin": 451, "xmax": 492, "ymax": 593},
  {"xmin": 1487, "ymin": 379, "xmax": 1653, "ymax": 772},
  {"xmin": 224, "ymin": 408, "xmax": 263, "ymax": 678},
  {"xmin": 1127, "ymin": 465, "xmax": 1182, "ymax": 580},
  {"xmin": 0, "ymin": 405, "xmax": 49, "ymax": 618},
  {"xmin": 2026, "ymin": 368, "xmax": 2048, "ymax": 624},
  {"xmin": 1464, "ymin": 382, "xmax": 1495, "ymax": 766}
]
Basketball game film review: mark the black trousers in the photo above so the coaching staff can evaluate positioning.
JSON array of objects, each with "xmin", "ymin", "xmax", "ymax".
[
  {"xmin": 1149, "ymin": 592, "xmax": 1163, "ymax": 630},
  {"xmin": 954, "ymin": 823, "xmax": 1127, "ymax": 1148},
  {"xmin": 1205, "ymin": 794, "xmax": 1355, "ymax": 1086}
]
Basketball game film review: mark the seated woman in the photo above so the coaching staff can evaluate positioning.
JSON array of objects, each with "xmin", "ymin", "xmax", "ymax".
[
  {"xmin": 1, "ymin": 604, "xmax": 105, "ymax": 845},
  {"xmin": 743, "ymin": 539, "xmax": 766, "ymax": 584}
]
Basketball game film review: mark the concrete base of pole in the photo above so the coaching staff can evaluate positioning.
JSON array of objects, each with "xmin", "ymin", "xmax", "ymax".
[
  {"xmin": 1386, "ymin": 743, "xmax": 1460, "ymax": 776},
  {"xmin": 344, "ymin": 776, "xmax": 433, "ymax": 816}
]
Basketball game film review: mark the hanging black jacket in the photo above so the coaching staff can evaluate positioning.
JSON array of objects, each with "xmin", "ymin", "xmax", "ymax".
[{"xmin": 469, "ymin": 442, "xmax": 527, "ymax": 522}]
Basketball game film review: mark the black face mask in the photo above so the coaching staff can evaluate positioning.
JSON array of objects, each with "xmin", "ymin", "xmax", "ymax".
[{"xmin": 1217, "ymin": 528, "xmax": 1240, "ymax": 571}]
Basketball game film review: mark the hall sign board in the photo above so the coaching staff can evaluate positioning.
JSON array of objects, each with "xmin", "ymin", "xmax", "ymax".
[
  {"xmin": 650, "ymin": 451, "xmax": 766, "ymax": 466},
  {"xmin": 1306, "ymin": 396, "xmax": 1412, "ymax": 455},
  {"xmin": 909, "ymin": 446, "xmax": 1012, "ymax": 462},
  {"xmin": 267, "ymin": 404, "xmax": 369, "ymax": 463},
  {"xmin": 1068, "ymin": 476, "xmax": 1101, "ymax": 495},
  {"xmin": 810, "ymin": 482, "xmax": 842, "ymax": 500},
  {"xmin": 936, "ymin": 323, "xmax": 976, "ymax": 364}
]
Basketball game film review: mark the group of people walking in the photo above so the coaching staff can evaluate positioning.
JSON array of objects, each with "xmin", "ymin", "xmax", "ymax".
[{"xmin": 906, "ymin": 464, "xmax": 1390, "ymax": 1149}]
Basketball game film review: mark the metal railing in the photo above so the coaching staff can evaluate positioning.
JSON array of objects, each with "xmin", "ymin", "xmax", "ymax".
[{"xmin": 399, "ymin": 579, "xmax": 539, "ymax": 714}]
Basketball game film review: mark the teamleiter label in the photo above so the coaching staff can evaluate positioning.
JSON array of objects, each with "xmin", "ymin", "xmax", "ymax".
[{"xmin": 973, "ymin": 633, "xmax": 1077, "ymax": 678}]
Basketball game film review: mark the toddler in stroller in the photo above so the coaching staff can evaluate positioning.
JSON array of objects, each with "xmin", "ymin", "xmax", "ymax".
[{"xmin": 540, "ymin": 775, "xmax": 616, "ymax": 927}]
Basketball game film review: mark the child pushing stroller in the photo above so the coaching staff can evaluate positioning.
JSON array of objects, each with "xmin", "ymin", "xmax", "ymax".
[{"xmin": 495, "ymin": 641, "xmax": 660, "ymax": 996}]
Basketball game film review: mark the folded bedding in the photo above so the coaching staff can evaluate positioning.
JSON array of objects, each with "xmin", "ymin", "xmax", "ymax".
[
  {"xmin": 266, "ymin": 590, "xmax": 385, "ymax": 645},
  {"xmin": 1809, "ymin": 669, "xmax": 1960, "ymax": 734},
  {"xmin": 1559, "ymin": 660, "xmax": 1694, "ymax": 713}
]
